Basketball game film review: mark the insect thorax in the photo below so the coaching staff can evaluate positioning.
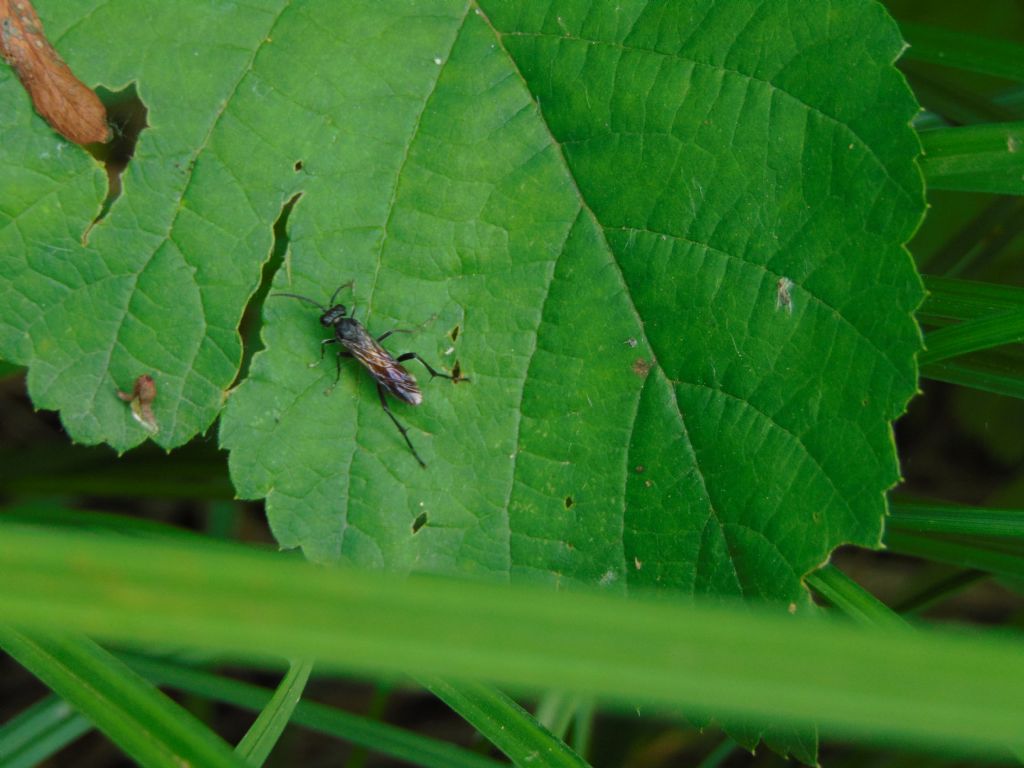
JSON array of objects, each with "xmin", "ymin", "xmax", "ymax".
[{"xmin": 333, "ymin": 317, "xmax": 367, "ymax": 342}]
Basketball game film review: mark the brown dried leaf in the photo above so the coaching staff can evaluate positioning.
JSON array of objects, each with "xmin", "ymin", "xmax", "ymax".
[
  {"xmin": 0, "ymin": 0, "xmax": 109, "ymax": 144},
  {"xmin": 117, "ymin": 374, "xmax": 159, "ymax": 433}
]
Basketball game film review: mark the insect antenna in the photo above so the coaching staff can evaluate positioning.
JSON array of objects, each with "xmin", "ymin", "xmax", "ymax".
[
  {"xmin": 271, "ymin": 292, "xmax": 327, "ymax": 311},
  {"xmin": 328, "ymin": 280, "xmax": 355, "ymax": 306}
]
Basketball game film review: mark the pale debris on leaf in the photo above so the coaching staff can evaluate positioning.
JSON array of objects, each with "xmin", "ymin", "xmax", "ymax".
[{"xmin": 117, "ymin": 374, "xmax": 159, "ymax": 433}]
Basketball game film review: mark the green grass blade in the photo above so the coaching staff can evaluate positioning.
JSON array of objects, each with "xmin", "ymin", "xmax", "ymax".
[
  {"xmin": 919, "ymin": 275, "xmax": 1024, "ymax": 325},
  {"xmin": 901, "ymin": 64, "xmax": 1015, "ymax": 126},
  {"xmin": 0, "ymin": 694, "xmax": 91, "ymax": 768},
  {"xmin": 3, "ymin": 524, "xmax": 1024, "ymax": 758},
  {"xmin": 424, "ymin": 679, "xmax": 589, "ymax": 768},
  {"xmin": 900, "ymin": 23, "xmax": 1024, "ymax": 82},
  {"xmin": 893, "ymin": 571, "xmax": 989, "ymax": 615},
  {"xmin": 884, "ymin": 529, "xmax": 1024, "ymax": 582},
  {"xmin": 919, "ymin": 309, "xmax": 1024, "ymax": 366},
  {"xmin": 890, "ymin": 501, "xmax": 1024, "ymax": 538},
  {"xmin": 921, "ymin": 348, "xmax": 1024, "ymax": 399},
  {"xmin": 918, "ymin": 122, "xmax": 1024, "ymax": 194},
  {"xmin": 570, "ymin": 699, "xmax": 594, "ymax": 759},
  {"xmin": 0, "ymin": 442, "xmax": 234, "ymax": 501},
  {"xmin": 805, "ymin": 566, "xmax": 908, "ymax": 629},
  {"xmin": 915, "ymin": 197, "xmax": 1024, "ymax": 276},
  {"xmin": 0, "ymin": 629, "xmax": 247, "ymax": 768},
  {"xmin": 235, "ymin": 659, "xmax": 313, "ymax": 766},
  {"xmin": 534, "ymin": 691, "xmax": 582, "ymax": 740},
  {"xmin": 696, "ymin": 739, "xmax": 740, "ymax": 768},
  {"xmin": 122, "ymin": 655, "xmax": 502, "ymax": 768}
]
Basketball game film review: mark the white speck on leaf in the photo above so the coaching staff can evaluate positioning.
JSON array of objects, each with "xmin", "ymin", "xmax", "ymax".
[{"xmin": 776, "ymin": 277, "xmax": 794, "ymax": 315}]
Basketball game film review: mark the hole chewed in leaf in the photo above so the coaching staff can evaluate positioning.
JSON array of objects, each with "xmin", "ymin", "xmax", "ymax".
[
  {"xmin": 293, "ymin": 160, "xmax": 303, "ymax": 172},
  {"xmin": 235, "ymin": 192, "xmax": 304, "ymax": 385},
  {"xmin": 0, "ymin": 0, "xmax": 109, "ymax": 145},
  {"xmin": 83, "ymin": 83, "xmax": 147, "ymax": 240},
  {"xmin": 411, "ymin": 512, "xmax": 427, "ymax": 534},
  {"xmin": 564, "ymin": 496, "xmax": 574, "ymax": 509},
  {"xmin": 449, "ymin": 324, "xmax": 460, "ymax": 342}
]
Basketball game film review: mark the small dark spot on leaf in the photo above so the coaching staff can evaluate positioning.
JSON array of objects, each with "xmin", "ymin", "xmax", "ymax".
[
  {"xmin": 450, "ymin": 324, "xmax": 460, "ymax": 342},
  {"xmin": 564, "ymin": 496, "xmax": 574, "ymax": 509},
  {"xmin": 412, "ymin": 512, "xmax": 427, "ymax": 533},
  {"xmin": 294, "ymin": 160, "xmax": 303, "ymax": 171},
  {"xmin": 632, "ymin": 358, "xmax": 652, "ymax": 377}
]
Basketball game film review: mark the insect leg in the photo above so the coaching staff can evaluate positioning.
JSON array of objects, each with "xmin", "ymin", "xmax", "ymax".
[
  {"xmin": 315, "ymin": 339, "xmax": 353, "ymax": 394},
  {"xmin": 377, "ymin": 328, "xmax": 412, "ymax": 343},
  {"xmin": 396, "ymin": 352, "xmax": 466, "ymax": 381},
  {"xmin": 377, "ymin": 383, "xmax": 427, "ymax": 468},
  {"xmin": 311, "ymin": 337, "xmax": 339, "ymax": 368}
]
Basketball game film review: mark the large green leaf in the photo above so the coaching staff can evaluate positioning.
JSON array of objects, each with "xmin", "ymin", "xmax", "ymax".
[{"xmin": 1, "ymin": 1, "xmax": 923, "ymax": 604}]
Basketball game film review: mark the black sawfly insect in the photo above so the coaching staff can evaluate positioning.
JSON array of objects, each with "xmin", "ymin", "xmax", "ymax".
[{"xmin": 274, "ymin": 282, "xmax": 466, "ymax": 468}]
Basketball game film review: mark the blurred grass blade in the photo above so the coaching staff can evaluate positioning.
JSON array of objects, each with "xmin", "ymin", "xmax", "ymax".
[
  {"xmin": 235, "ymin": 658, "xmax": 313, "ymax": 766},
  {"xmin": 890, "ymin": 501, "xmax": 1024, "ymax": 537},
  {"xmin": 696, "ymin": 739, "xmax": 740, "ymax": 768},
  {"xmin": 3, "ymin": 524, "xmax": 1024, "ymax": 757},
  {"xmin": 0, "ymin": 694, "xmax": 92, "ymax": 768},
  {"xmin": 423, "ymin": 679, "xmax": 589, "ymax": 768},
  {"xmin": 919, "ymin": 275, "xmax": 1024, "ymax": 325},
  {"xmin": 901, "ymin": 62, "xmax": 1016, "ymax": 126},
  {"xmin": 900, "ymin": 23, "xmax": 1024, "ymax": 81},
  {"xmin": 919, "ymin": 309, "xmax": 1024, "ymax": 366},
  {"xmin": 915, "ymin": 197, "xmax": 1024, "ymax": 277},
  {"xmin": 885, "ymin": 529, "xmax": 1024, "ymax": 582},
  {"xmin": 921, "ymin": 347, "xmax": 1024, "ymax": 399},
  {"xmin": 806, "ymin": 566, "xmax": 908, "ymax": 629},
  {"xmin": 0, "ymin": 442, "xmax": 234, "ymax": 500},
  {"xmin": 894, "ymin": 571, "xmax": 989, "ymax": 615},
  {"xmin": 918, "ymin": 122, "xmax": 1024, "ymax": 194},
  {"xmin": 534, "ymin": 691, "xmax": 583, "ymax": 740},
  {"xmin": 123, "ymin": 654, "xmax": 502, "ymax": 768},
  {"xmin": 0, "ymin": 629, "xmax": 247, "ymax": 768},
  {"xmin": 571, "ymin": 698, "xmax": 594, "ymax": 759}
]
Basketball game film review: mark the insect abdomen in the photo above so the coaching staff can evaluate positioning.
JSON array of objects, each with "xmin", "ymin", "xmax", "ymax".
[
  {"xmin": 346, "ymin": 338, "xmax": 423, "ymax": 405},
  {"xmin": 383, "ymin": 366, "xmax": 422, "ymax": 405}
]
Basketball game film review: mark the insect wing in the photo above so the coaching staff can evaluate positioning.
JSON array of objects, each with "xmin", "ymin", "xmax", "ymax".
[{"xmin": 347, "ymin": 335, "xmax": 423, "ymax": 405}]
